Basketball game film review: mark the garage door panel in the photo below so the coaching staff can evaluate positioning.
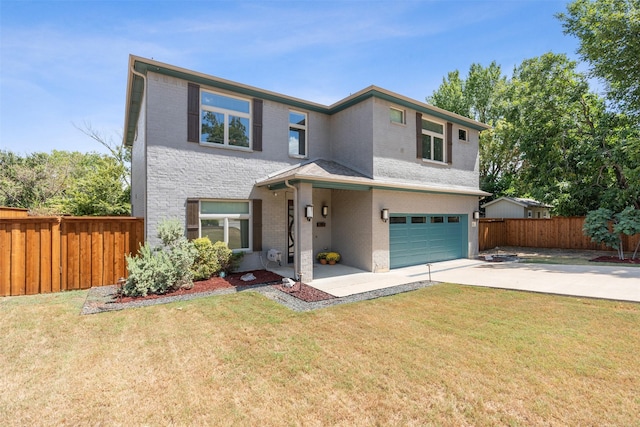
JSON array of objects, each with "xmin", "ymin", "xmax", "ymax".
[{"xmin": 390, "ymin": 214, "xmax": 467, "ymax": 268}]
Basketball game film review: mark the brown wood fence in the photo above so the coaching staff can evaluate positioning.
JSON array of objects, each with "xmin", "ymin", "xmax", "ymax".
[
  {"xmin": 0, "ymin": 216, "xmax": 144, "ymax": 297},
  {"xmin": 479, "ymin": 217, "xmax": 640, "ymax": 252}
]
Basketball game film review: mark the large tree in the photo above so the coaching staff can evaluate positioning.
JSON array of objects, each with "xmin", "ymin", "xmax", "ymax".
[{"xmin": 558, "ymin": 0, "xmax": 640, "ymax": 116}]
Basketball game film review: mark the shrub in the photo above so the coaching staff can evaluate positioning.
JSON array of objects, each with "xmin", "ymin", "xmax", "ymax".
[
  {"xmin": 212, "ymin": 241, "xmax": 237, "ymax": 274},
  {"xmin": 121, "ymin": 219, "xmax": 197, "ymax": 297},
  {"xmin": 325, "ymin": 252, "xmax": 341, "ymax": 262},
  {"xmin": 191, "ymin": 237, "xmax": 220, "ymax": 280}
]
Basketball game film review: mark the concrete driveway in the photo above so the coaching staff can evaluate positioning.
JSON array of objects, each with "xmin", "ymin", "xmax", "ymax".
[
  {"xmin": 302, "ymin": 259, "xmax": 640, "ymax": 303},
  {"xmin": 428, "ymin": 259, "xmax": 640, "ymax": 303}
]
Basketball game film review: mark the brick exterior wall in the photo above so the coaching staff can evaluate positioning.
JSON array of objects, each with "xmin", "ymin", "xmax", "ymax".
[{"xmin": 132, "ymin": 68, "xmax": 485, "ymax": 277}]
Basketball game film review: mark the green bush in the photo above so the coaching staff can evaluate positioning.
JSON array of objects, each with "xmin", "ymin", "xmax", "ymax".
[
  {"xmin": 191, "ymin": 237, "xmax": 220, "ymax": 281},
  {"xmin": 121, "ymin": 219, "xmax": 197, "ymax": 297},
  {"xmin": 212, "ymin": 241, "xmax": 235, "ymax": 273}
]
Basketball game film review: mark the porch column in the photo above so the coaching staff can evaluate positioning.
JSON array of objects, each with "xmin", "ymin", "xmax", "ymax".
[{"xmin": 297, "ymin": 182, "xmax": 314, "ymax": 282}]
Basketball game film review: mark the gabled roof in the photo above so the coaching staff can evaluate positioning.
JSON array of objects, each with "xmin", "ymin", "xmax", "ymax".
[
  {"xmin": 123, "ymin": 55, "xmax": 490, "ymax": 147},
  {"xmin": 256, "ymin": 159, "xmax": 490, "ymax": 197},
  {"xmin": 481, "ymin": 196, "xmax": 552, "ymax": 209}
]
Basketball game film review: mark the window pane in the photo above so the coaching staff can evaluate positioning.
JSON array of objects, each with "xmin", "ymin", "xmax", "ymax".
[
  {"xmin": 430, "ymin": 216, "xmax": 444, "ymax": 223},
  {"xmin": 433, "ymin": 137, "xmax": 444, "ymax": 162},
  {"xmin": 458, "ymin": 129, "xmax": 467, "ymax": 141},
  {"xmin": 411, "ymin": 216, "xmax": 426, "ymax": 223},
  {"xmin": 422, "ymin": 120, "xmax": 443, "ymax": 134},
  {"xmin": 390, "ymin": 108, "xmax": 403, "ymax": 123},
  {"xmin": 289, "ymin": 128, "xmax": 306, "ymax": 156},
  {"xmin": 202, "ymin": 91, "xmax": 250, "ymax": 113},
  {"xmin": 389, "ymin": 217, "xmax": 406, "ymax": 224},
  {"xmin": 422, "ymin": 134, "xmax": 431, "ymax": 160},
  {"xmin": 289, "ymin": 112, "xmax": 306, "ymax": 126},
  {"xmin": 448, "ymin": 216, "xmax": 460, "ymax": 223},
  {"xmin": 228, "ymin": 219, "xmax": 249, "ymax": 249},
  {"xmin": 201, "ymin": 201, "xmax": 249, "ymax": 214},
  {"xmin": 201, "ymin": 111, "xmax": 224, "ymax": 144},
  {"xmin": 201, "ymin": 219, "xmax": 224, "ymax": 243},
  {"xmin": 228, "ymin": 116, "xmax": 250, "ymax": 147}
]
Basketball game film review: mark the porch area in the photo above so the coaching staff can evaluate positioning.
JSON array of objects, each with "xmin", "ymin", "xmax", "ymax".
[{"xmin": 267, "ymin": 261, "xmax": 449, "ymax": 297}]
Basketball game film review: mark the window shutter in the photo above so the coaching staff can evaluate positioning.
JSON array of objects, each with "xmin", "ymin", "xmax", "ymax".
[
  {"xmin": 186, "ymin": 199, "xmax": 199, "ymax": 240},
  {"xmin": 253, "ymin": 99, "xmax": 263, "ymax": 152},
  {"xmin": 416, "ymin": 112, "xmax": 423, "ymax": 159},
  {"xmin": 252, "ymin": 199, "xmax": 262, "ymax": 251},
  {"xmin": 446, "ymin": 122, "xmax": 453, "ymax": 165},
  {"xmin": 187, "ymin": 83, "xmax": 200, "ymax": 143}
]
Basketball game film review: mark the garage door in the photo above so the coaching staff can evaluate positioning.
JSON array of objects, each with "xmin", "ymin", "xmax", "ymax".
[{"xmin": 389, "ymin": 214, "xmax": 468, "ymax": 268}]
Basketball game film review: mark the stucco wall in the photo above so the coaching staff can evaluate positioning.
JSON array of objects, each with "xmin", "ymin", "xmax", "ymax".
[{"xmin": 485, "ymin": 201, "xmax": 526, "ymax": 218}]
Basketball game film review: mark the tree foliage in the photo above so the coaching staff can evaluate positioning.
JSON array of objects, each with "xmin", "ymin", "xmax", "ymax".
[
  {"xmin": 559, "ymin": 0, "xmax": 640, "ymax": 116},
  {"xmin": 0, "ymin": 124, "xmax": 131, "ymax": 216}
]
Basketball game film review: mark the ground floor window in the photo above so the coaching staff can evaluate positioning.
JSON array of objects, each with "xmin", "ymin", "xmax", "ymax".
[{"xmin": 199, "ymin": 200, "xmax": 251, "ymax": 250}]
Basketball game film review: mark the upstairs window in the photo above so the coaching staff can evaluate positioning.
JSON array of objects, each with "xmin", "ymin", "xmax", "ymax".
[
  {"xmin": 421, "ymin": 119, "xmax": 445, "ymax": 163},
  {"xmin": 289, "ymin": 110, "xmax": 307, "ymax": 157},
  {"xmin": 200, "ymin": 91, "xmax": 251, "ymax": 148},
  {"xmin": 390, "ymin": 107, "xmax": 405, "ymax": 124}
]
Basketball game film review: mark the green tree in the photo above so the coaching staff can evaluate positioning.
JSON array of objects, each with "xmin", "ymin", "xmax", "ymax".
[{"xmin": 559, "ymin": 0, "xmax": 640, "ymax": 115}]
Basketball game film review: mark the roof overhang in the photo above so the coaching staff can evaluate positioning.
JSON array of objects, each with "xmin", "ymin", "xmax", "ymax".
[
  {"xmin": 123, "ymin": 55, "xmax": 491, "ymax": 146},
  {"xmin": 256, "ymin": 160, "xmax": 490, "ymax": 197}
]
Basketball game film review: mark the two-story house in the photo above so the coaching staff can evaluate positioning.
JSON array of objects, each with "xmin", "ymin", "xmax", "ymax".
[{"xmin": 123, "ymin": 55, "xmax": 490, "ymax": 282}]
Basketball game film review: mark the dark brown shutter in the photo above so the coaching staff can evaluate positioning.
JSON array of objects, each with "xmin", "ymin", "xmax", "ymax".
[
  {"xmin": 252, "ymin": 99, "xmax": 263, "ymax": 152},
  {"xmin": 186, "ymin": 199, "xmax": 199, "ymax": 240},
  {"xmin": 416, "ymin": 112, "xmax": 423, "ymax": 159},
  {"xmin": 252, "ymin": 199, "xmax": 262, "ymax": 251},
  {"xmin": 187, "ymin": 83, "xmax": 200, "ymax": 143},
  {"xmin": 446, "ymin": 122, "xmax": 453, "ymax": 165}
]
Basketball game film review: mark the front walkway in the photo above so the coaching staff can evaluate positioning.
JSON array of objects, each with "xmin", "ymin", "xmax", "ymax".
[{"xmin": 270, "ymin": 259, "xmax": 640, "ymax": 303}]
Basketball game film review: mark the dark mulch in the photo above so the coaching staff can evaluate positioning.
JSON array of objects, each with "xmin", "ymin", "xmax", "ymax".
[
  {"xmin": 590, "ymin": 256, "xmax": 640, "ymax": 265},
  {"xmin": 272, "ymin": 282, "xmax": 336, "ymax": 302},
  {"xmin": 116, "ymin": 270, "xmax": 333, "ymax": 304}
]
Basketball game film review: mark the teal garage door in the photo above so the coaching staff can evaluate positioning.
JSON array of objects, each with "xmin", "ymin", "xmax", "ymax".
[{"xmin": 389, "ymin": 214, "xmax": 468, "ymax": 268}]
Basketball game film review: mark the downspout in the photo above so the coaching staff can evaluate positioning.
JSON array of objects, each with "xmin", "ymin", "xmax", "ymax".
[
  {"xmin": 129, "ymin": 65, "xmax": 147, "ymax": 237},
  {"xmin": 283, "ymin": 179, "xmax": 299, "ymax": 279}
]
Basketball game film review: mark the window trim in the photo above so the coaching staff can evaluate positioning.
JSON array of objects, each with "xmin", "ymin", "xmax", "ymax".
[
  {"xmin": 199, "ymin": 89, "xmax": 252, "ymax": 151},
  {"xmin": 390, "ymin": 106, "xmax": 406, "ymax": 125},
  {"xmin": 198, "ymin": 199, "xmax": 253, "ymax": 252},
  {"xmin": 458, "ymin": 128, "xmax": 468, "ymax": 142},
  {"xmin": 421, "ymin": 118, "xmax": 447, "ymax": 164},
  {"xmin": 288, "ymin": 109, "xmax": 308, "ymax": 159}
]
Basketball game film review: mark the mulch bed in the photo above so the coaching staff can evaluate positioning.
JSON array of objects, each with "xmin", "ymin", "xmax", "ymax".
[
  {"xmin": 590, "ymin": 256, "xmax": 640, "ymax": 264},
  {"xmin": 117, "ymin": 269, "xmax": 334, "ymax": 304}
]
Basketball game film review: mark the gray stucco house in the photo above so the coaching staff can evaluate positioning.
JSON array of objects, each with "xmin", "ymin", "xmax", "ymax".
[
  {"xmin": 123, "ymin": 55, "xmax": 490, "ymax": 281},
  {"xmin": 482, "ymin": 197, "xmax": 552, "ymax": 219}
]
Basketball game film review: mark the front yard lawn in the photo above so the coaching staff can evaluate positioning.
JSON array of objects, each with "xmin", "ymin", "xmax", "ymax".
[{"xmin": 1, "ymin": 284, "xmax": 638, "ymax": 425}]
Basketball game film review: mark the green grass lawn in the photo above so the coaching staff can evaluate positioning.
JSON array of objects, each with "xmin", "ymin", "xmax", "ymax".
[{"xmin": 1, "ymin": 284, "xmax": 638, "ymax": 425}]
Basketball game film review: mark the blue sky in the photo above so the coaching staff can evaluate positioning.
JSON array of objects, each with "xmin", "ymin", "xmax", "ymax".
[{"xmin": 1, "ymin": 0, "xmax": 583, "ymax": 155}]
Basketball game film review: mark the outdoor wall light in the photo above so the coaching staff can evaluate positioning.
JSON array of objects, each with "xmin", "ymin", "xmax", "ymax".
[
  {"xmin": 305, "ymin": 205, "xmax": 314, "ymax": 221},
  {"xmin": 381, "ymin": 208, "xmax": 389, "ymax": 222},
  {"xmin": 473, "ymin": 211, "xmax": 480, "ymax": 220},
  {"xmin": 322, "ymin": 205, "xmax": 328, "ymax": 218}
]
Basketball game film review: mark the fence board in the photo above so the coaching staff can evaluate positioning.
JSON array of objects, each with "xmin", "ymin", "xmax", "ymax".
[
  {"xmin": 480, "ymin": 217, "xmax": 638, "ymax": 252},
  {"xmin": 0, "ymin": 216, "xmax": 143, "ymax": 297}
]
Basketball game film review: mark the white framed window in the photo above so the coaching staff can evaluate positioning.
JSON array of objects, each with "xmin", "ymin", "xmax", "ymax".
[
  {"xmin": 421, "ymin": 118, "xmax": 446, "ymax": 163},
  {"xmin": 199, "ymin": 200, "xmax": 252, "ymax": 251},
  {"xmin": 458, "ymin": 128, "xmax": 468, "ymax": 142},
  {"xmin": 289, "ymin": 110, "xmax": 307, "ymax": 157},
  {"xmin": 200, "ymin": 90, "xmax": 251, "ymax": 149},
  {"xmin": 390, "ymin": 107, "xmax": 405, "ymax": 124}
]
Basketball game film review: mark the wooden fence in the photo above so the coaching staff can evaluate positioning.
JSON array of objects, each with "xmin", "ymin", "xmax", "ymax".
[
  {"xmin": 479, "ymin": 217, "xmax": 640, "ymax": 252},
  {"xmin": 0, "ymin": 216, "xmax": 144, "ymax": 297}
]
